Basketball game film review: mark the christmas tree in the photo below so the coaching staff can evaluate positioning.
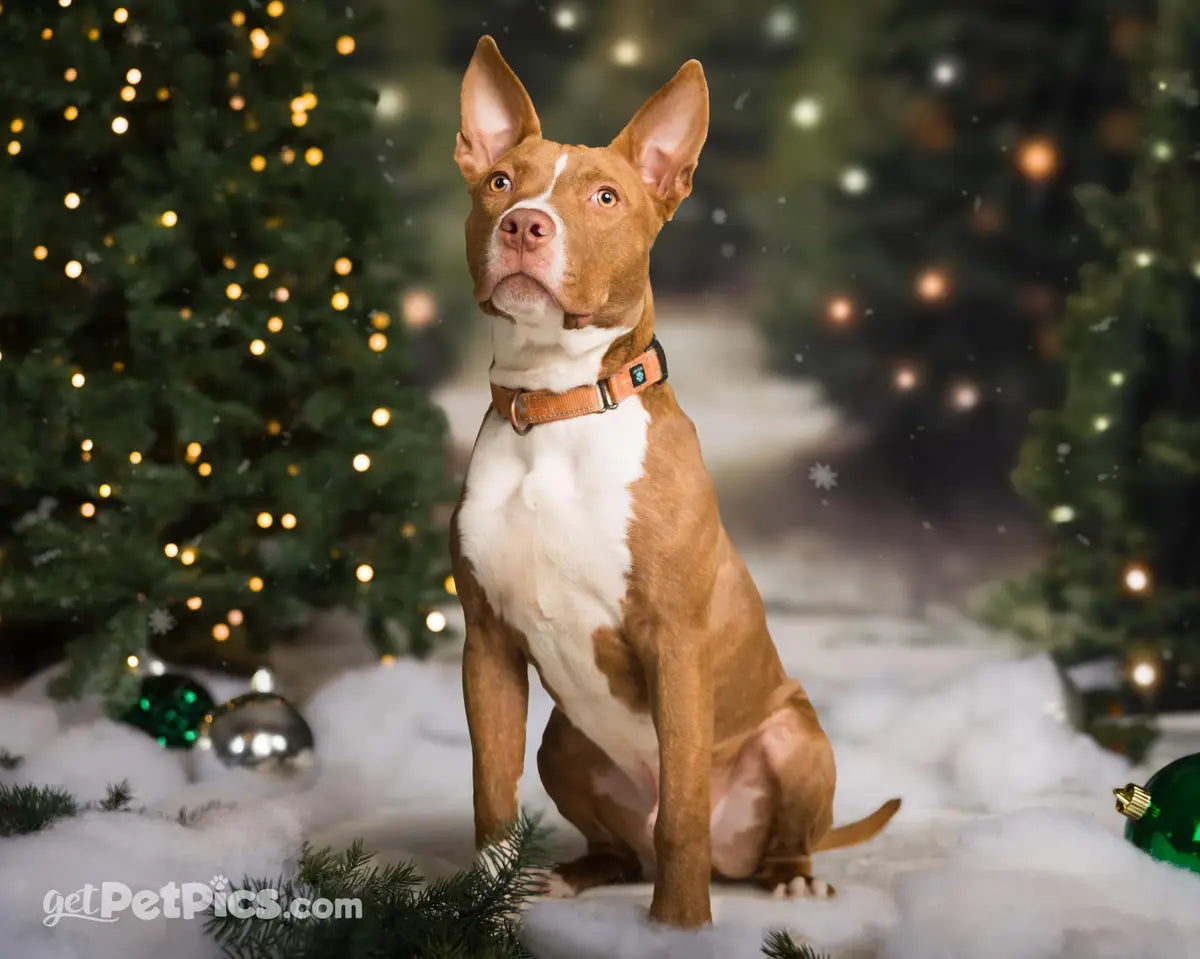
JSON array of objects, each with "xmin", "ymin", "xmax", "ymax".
[
  {"xmin": 1009, "ymin": 0, "xmax": 1200, "ymax": 697},
  {"xmin": 759, "ymin": 1, "xmax": 1152, "ymax": 504},
  {"xmin": 0, "ymin": 0, "xmax": 452, "ymax": 701}
]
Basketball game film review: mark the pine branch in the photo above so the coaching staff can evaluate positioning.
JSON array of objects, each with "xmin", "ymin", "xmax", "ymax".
[
  {"xmin": 0, "ymin": 750, "xmax": 22, "ymax": 769},
  {"xmin": 206, "ymin": 813, "xmax": 552, "ymax": 959},
  {"xmin": 0, "ymin": 782, "xmax": 79, "ymax": 837},
  {"xmin": 761, "ymin": 929, "xmax": 831, "ymax": 959},
  {"xmin": 97, "ymin": 780, "xmax": 134, "ymax": 812}
]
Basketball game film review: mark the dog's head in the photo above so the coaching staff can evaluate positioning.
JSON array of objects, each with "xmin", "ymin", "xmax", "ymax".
[{"xmin": 455, "ymin": 36, "xmax": 709, "ymax": 332}]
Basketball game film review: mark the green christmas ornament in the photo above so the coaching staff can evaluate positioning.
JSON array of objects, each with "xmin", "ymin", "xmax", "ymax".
[
  {"xmin": 1114, "ymin": 751, "xmax": 1200, "ymax": 876},
  {"xmin": 119, "ymin": 673, "xmax": 216, "ymax": 748}
]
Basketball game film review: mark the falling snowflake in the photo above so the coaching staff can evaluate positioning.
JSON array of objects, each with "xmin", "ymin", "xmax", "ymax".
[
  {"xmin": 808, "ymin": 462, "xmax": 838, "ymax": 490},
  {"xmin": 148, "ymin": 608, "xmax": 176, "ymax": 635}
]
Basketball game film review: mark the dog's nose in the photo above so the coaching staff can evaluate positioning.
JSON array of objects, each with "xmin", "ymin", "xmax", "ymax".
[{"xmin": 499, "ymin": 208, "xmax": 556, "ymax": 251}]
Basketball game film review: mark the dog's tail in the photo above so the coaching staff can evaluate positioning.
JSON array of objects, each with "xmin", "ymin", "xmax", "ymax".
[{"xmin": 813, "ymin": 798, "xmax": 902, "ymax": 853}]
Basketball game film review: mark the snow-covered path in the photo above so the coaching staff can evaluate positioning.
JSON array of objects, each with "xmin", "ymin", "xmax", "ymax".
[{"xmin": 3, "ymin": 301, "xmax": 1200, "ymax": 958}]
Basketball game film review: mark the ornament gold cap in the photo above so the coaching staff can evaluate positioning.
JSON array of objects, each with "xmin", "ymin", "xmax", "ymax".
[{"xmin": 1113, "ymin": 783, "xmax": 1152, "ymax": 820}]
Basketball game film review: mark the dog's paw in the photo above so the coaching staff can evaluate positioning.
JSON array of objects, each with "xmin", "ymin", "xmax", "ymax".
[{"xmin": 771, "ymin": 876, "xmax": 835, "ymax": 899}]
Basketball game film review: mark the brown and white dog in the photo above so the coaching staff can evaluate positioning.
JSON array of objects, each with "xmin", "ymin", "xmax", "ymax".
[{"xmin": 449, "ymin": 36, "xmax": 900, "ymax": 928}]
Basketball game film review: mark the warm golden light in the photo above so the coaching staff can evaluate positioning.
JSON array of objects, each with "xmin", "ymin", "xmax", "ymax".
[
  {"xmin": 368, "ymin": 333, "xmax": 387, "ymax": 352},
  {"xmin": 164, "ymin": 543, "xmax": 179, "ymax": 558},
  {"xmin": 197, "ymin": 462, "xmax": 212, "ymax": 477},
  {"xmin": 9, "ymin": 119, "xmax": 22, "ymax": 133},
  {"xmin": 826, "ymin": 296, "xmax": 853, "ymax": 325},
  {"xmin": 256, "ymin": 512, "xmax": 273, "ymax": 529},
  {"xmin": 65, "ymin": 260, "xmax": 83, "ymax": 278},
  {"xmin": 41, "ymin": 27, "xmax": 53, "ymax": 39},
  {"xmin": 222, "ymin": 255, "xmax": 237, "ymax": 269},
  {"xmin": 128, "ymin": 450, "xmax": 142, "ymax": 464},
  {"xmin": 336, "ymin": 35, "xmax": 356, "ymax": 54},
  {"xmin": 444, "ymin": 575, "xmax": 457, "ymax": 596},
  {"xmin": 113, "ymin": 6, "xmax": 129, "ymax": 22},
  {"xmin": 249, "ymin": 338, "xmax": 266, "ymax": 356},
  {"xmin": 1050, "ymin": 505, "xmax": 1076, "ymax": 524},
  {"xmin": 331, "ymin": 291, "xmax": 350, "ymax": 311},
  {"xmin": 266, "ymin": 419, "xmax": 281, "ymax": 436},
  {"xmin": 371, "ymin": 407, "xmax": 391, "ymax": 427},
  {"xmin": 273, "ymin": 287, "xmax": 290, "ymax": 302},
  {"xmin": 402, "ymin": 289, "xmax": 437, "ymax": 329},
  {"xmin": 250, "ymin": 154, "xmax": 266, "ymax": 172},
  {"xmin": 80, "ymin": 502, "xmax": 96, "ymax": 518},
  {"xmin": 65, "ymin": 68, "xmax": 78, "ymax": 81},
  {"xmin": 916, "ymin": 269, "xmax": 949, "ymax": 301},
  {"xmin": 126, "ymin": 68, "xmax": 142, "ymax": 84},
  {"xmin": 305, "ymin": 146, "xmax": 323, "ymax": 165},
  {"xmin": 253, "ymin": 262, "xmax": 269, "ymax": 279},
  {"xmin": 230, "ymin": 10, "xmax": 246, "ymax": 25},
  {"xmin": 227, "ymin": 609, "xmax": 244, "ymax": 626},
  {"xmin": 1016, "ymin": 137, "xmax": 1058, "ymax": 182},
  {"xmin": 401, "ymin": 522, "xmax": 416, "ymax": 537},
  {"xmin": 226, "ymin": 282, "xmax": 242, "ymax": 300},
  {"xmin": 229, "ymin": 95, "xmax": 245, "ymax": 111},
  {"xmin": 81, "ymin": 439, "xmax": 94, "ymax": 452},
  {"xmin": 371, "ymin": 311, "xmax": 390, "ymax": 330},
  {"xmin": 267, "ymin": 316, "xmax": 283, "ymax": 333},
  {"xmin": 291, "ymin": 111, "xmax": 307, "ymax": 127},
  {"xmin": 1123, "ymin": 563, "xmax": 1150, "ymax": 593},
  {"xmin": 63, "ymin": 192, "xmax": 81, "ymax": 210},
  {"xmin": 111, "ymin": 116, "xmax": 129, "ymax": 134},
  {"xmin": 302, "ymin": 92, "xmax": 317, "ymax": 110},
  {"xmin": 352, "ymin": 453, "xmax": 371, "ymax": 472},
  {"xmin": 281, "ymin": 513, "xmax": 297, "ymax": 529},
  {"xmin": 356, "ymin": 563, "xmax": 374, "ymax": 583},
  {"xmin": 1131, "ymin": 660, "xmax": 1158, "ymax": 688},
  {"xmin": 212, "ymin": 623, "xmax": 230, "ymax": 641},
  {"xmin": 248, "ymin": 576, "xmax": 264, "ymax": 592},
  {"xmin": 426, "ymin": 610, "xmax": 447, "ymax": 633},
  {"xmin": 120, "ymin": 85, "xmax": 136, "ymax": 102},
  {"xmin": 70, "ymin": 372, "xmax": 86, "ymax": 387},
  {"xmin": 267, "ymin": 0, "xmax": 284, "ymax": 15},
  {"xmin": 180, "ymin": 547, "xmax": 197, "ymax": 566},
  {"xmin": 7, "ymin": 140, "xmax": 19, "ymax": 156},
  {"xmin": 950, "ymin": 381, "xmax": 980, "ymax": 411},
  {"xmin": 894, "ymin": 366, "xmax": 918, "ymax": 391},
  {"xmin": 126, "ymin": 654, "xmax": 140, "ymax": 669},
  {"xmin": 249, "ymin": 27, "xmax": 269, "ymax": 51},
  {"xmin": 34, "ymin": 245, "xmax": 48, "ymax": 260},
  {"xmin": 98, "ymin": 483, "xmax": 112, "ymax": 498},
  {"xmin": 160, "ymin": 210, "xmax": 177, "ymax": 227},
  {"xmin": 64, "ymin": 105, "xmax": 79, "ymax": 121},
  {"xmin": 186, "ymin": 596, "xmax": 203, "ymax": 610}
]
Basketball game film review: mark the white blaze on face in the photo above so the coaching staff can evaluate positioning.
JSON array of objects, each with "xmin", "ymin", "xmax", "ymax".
[{"xmin": 488, "ymin": 151, "xmax": 570, "ymax": 322}]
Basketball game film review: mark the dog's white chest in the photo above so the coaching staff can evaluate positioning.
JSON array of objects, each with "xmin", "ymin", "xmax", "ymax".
[{"xmin": 457, "ymin": 399, "xmax": 657, "ymax": 772}]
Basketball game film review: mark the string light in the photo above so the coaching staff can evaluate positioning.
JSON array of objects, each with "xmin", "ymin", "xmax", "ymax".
[
  {"xmin": 111, "ymin": 116, "xmax": 129, "ymax": 134},
  {"xmin": 6, "ymin": 140, "xmax": 19, "ymax": 156},
  {"xmin": 1152, "ymin": 141, "xmax": 1173, "ymax": 161},
  {"xmin": 80, "ymin": 502, "xmax": 96, "ymax": 518},
  {"xmin": 113, "ymin": 6, "xmax": 128, "ymax": 22},
  {"xmin": 291, "ymin": 111, "xmax": 307, "ymax": 127},
  {"xmin": 230, "ymin": 11, "xmax": 246, "ymax": 26},
  {"xmin": 1130, "ymin": 659, "xmax": 1158, "ymax": 688},
  {"xmin": 790, "ymin": 97, "xmax": 822, "ymax": 128},
  {"xmin": 186, "ymin": 596, "xmax": 202, "ymax": 610},
  {"xmin": 1016, "ymin": 137, "xmax": 1058, "ymax": 181},
  {"xmin": 893, "ymin": 366, "xmax": 918, "ymax": 391},
  {"xmin": 1110, "ymin": 371, "xmax": 1126, "ymax": 386},
  {"xmin": 402, "ymin": 289, "xmax": 437, "ymax": 328},
  {"xmin": 253, "ymin": 262, "xmax": 269, "ymax": 279},
  {"xmin": 931, "ymin": 56, "xmax": 959, "ymax": 86},
  {"xmin": 401, "ymin": 522, "xmax": 416, "ymax": 537},
  {"xmin": 1133, "ymin": 249, "xmax": 1155, "ymax": 268},
  {"xmin": 126, "ymin": 654, "xmax": 140, "ymax": 669},
  {"xmin": 281, "ymin": 148, "xmax": 296, "ymax": 164},
  {"xmin": 267, "ymin": 316, "xmax": 283, "ymax": 333},
  {"xmin": 249, "ymin": 28, "xmax": 269, "ymax": 51},
  {"xmin": 273, "ymin": 287, "xmax": 290, "ymax": 301},
  {"xmin": 226, "ymin": 282, "xmax": 242, "ymax": 300},
  {"xmin": 552, "ymin": 4, "xmax": 579, "ymax": 29},
  {"xmin": 1094, "ymin": 415, "xmax": 1111, "ymax": 432},
  {"xmin": 223, "ymin": 255, "xmax": 237, "ymax": 269},
  {"xmin": 256, "ymin": 512, "xmax": 273, "ymax": 528},
  {"xmin": 380, "ymin": 654, "xmax": 396, "ymax": 666},
  {"xmin": 41, "ymin": 27, "xmax": 53, "ymax": 40},
  {"xmin": 915, "ymin": 269, "xmax": 949, "ymax": 301},
  {"xmin": 87, "ymin": 28, "xmax": 100, "ymax": 40},
  {"xmin": 227, "ymin": 609, "xmax": 244, "ymax": 626},
  {"xmin": 248, "ymin": 576, "xmax": 264, "ymax": 592},
  {"xmin": 336, "ymin": 35, "xmax": 356, "ymax": 55},
  {"xmin": 950, "ymin": 382, "xmax": 979, "ymax": 411},
  {"xmin": 371, "ymin": 311, "xmax": 390, "ymax": 330},
  {"xmin": 160, "ymin": 210, "xmax": 177, "ymax": 227},
  {"xmin": 301, "ymin": 92, "xmax": 317, "ymax": 110},
  {"xmin": 120, "ymin": 85, "xmax": 136, "ymax": 102},
  {"xmin": 304, "ymin": 146, "xmax": 323, "ymax": 165},
  {"xmin": 376, "ymin": 86, "xmax": 408, "ymax": 119},
  {"xmin": 267, "ymin": 0, "xmax": 284, "ymax": 15},
  {"xmin": 266, "ymin": 419, "xmax": 282, "ymax": 436},
  {"xmin": 180, "ymin": 547, "xmax": 197, "ymax": 566},
  {"xmin": 840, "ymin": 166, "xmax": 871, "ymax": 194},
  {"xmin": 65, "ymin": 68, "xmax": 77, "ymax": 82},
  {"xmin": 70, "ymin": 372, "xmax": 86, "ymax": 387},
  {"xmin": 444, "ymin": 575, "xmax": 457, "ymax": 596},
  {"xmin": 371, "ymin": 407, "xmax": 391, "ymax": 426},
  {"xmin": 1050, "ymin": 505, "xmax": 1076, "ymax": 523},
  {"xmin": 352, "ymin": 453, "xmax": 371, "ymax": 472},
  {"xmin": 9, "ymin": 119, "xmax": 21, "ymax": 133},
  {"xmin": 426, "ymin": 611, "xmax": 447, "ymax": 633},
  {"xmin": 212, "ymin": 623, "xmax": 230, "ymax": 641},
  {"xmin": 281, "ymin": 513, "xmax": 297, "ymax": 529},
  {"xmin": 64, "ymin": 105, "xmax": 79, "ymax": 121},
  {"xmin": 197, "ymin": 462, "xmax": 212, "ymax": 476},
  {"xmin": 126, "ymin": 68, "xmax": 142, "ymax": 84},
  {"xmin": 98, "ymin": 484, "xmax": 112, "ymax": 498},
  {"xmin": 164, "ymin": 543, "xmax": 179, "ymax": 558},
  {"xmin": 610, "ymin": 37, "xmax": 642, "ymax": 66},
  {"xmin": 331, "ymin": 291, "xmax": 349, "ymax": 311},
  {"xmin": 250, "ymin": 154, "xmax": 266, "ymax": 171},
  {"xmin": 369, "ymin": 332, "xmax": 387, "ymax": 351},
  {"xmin": 81, "ymin": 439, "xmax": 94, "ymax": 452},
  {"xmin": 826, "ymin": 296, "xmax": 853, "ymax": 325},
  {"xmin": 356, "ymin": 563, "xmax": 374, "ymax": 583},
  {"xmin": 65, "ymin": 260, "xmax": 83, "ymax": 278},
  {"xmin": 129, "ymin": 450, "xmax": 142, "ymax": 464},
  {"xmin": 229, "ymin": 95, "xmax": 245, "ymax": 111},
  {"xmin": 64, "ymin": 192, "xmax": 81, "ymax": 209},
  {"xmin": 1123, "ymin": 563, "xmax": 1150, "ymax": 593}
]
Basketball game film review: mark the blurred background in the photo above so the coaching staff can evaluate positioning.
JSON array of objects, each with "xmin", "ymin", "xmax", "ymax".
[{"xmin": 369, "ymin": 0, "xmax": 1154, "ymax": 607}]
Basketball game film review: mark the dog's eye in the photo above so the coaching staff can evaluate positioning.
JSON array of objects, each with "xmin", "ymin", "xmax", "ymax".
[
  {"xmin": 593, "ymin": 188, "xmax": 619, "ymax": 208},
  {"xmin": 488, "ymin": 173, "xmax": 512, "ymax": 193}
]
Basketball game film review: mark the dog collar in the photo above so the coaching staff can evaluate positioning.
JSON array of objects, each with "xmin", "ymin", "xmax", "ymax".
[{"xmin": 490, "ymin": 337, "xmax": 668, "ymax": 435}]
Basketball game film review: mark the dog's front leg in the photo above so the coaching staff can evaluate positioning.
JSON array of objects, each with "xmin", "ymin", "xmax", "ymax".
[
  {"xmin": 647, "ymin": 636, "xmax": 714, "ymax": 927},
  {"xmin": 462, "ymin": 618, "xmax": 529, "ymax": 848}
]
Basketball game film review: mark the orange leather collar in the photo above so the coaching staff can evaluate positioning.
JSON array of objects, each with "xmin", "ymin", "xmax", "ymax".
[{"xmin": 490, "ymin": 337, "xmax": 668, "ymax": 434}]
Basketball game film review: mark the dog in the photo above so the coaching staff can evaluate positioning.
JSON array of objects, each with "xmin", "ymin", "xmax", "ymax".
[{"xmin": 449, "ymin": 36, "xmax": 900, "ymax": 928}]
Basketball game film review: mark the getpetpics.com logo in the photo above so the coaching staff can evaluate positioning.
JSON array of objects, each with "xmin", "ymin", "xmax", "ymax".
[{"xmin": 43, "ymin": 875, "xmax": 362, "ymax": 927}]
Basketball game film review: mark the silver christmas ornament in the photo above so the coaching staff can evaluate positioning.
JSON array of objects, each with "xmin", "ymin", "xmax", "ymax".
[{"xmin": 197, "ymin": 692, "xmax": 314, "ymax": 770}]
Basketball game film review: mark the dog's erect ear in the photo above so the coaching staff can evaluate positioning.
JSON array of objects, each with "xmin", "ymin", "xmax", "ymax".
[
  {"xmin": 455, "ymin": 36, "xmax": 541, "ymax": 182},
  {"xmin": 611, "ymin": 59, "xmax": 709, "ymax": 220}
]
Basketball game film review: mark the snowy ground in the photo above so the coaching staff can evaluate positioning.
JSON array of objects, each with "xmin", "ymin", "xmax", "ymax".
[{"xmin": 4, "ymin": 303, "xmax": 1200, "ymax": 957}]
